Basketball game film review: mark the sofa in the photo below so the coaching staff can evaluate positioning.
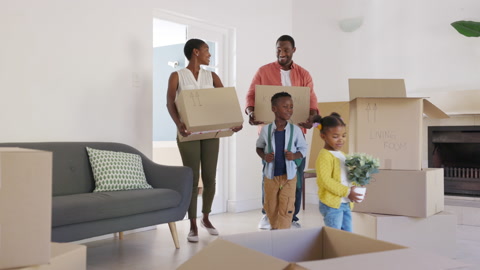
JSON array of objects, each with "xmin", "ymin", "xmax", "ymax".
[{"xmin": 0, "ymin": 142, "xmax": 192, "ymax": 248}]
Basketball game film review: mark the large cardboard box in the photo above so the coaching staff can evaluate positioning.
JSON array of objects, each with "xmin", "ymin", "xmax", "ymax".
[
  {"xmin": 17, "ymin": 243, "xmax": 86, "ymax": 270},
  {"xmin": 352, "ymin": 211, "xmax": 456, "ymax": 257},
  {"xmin": 348, "ymin": 79, "xmax": 448, "ymax": 170},
  {"xmin": 178, "ymin": 227, "xmax": 467, "ymax": 269},
  {"xmin": 254, "ymin": 85, "xmax": 310, "ymax": 124},
  {"xmin": 353, "ymin": 168, "xmax": 444, "ymax": 218},
  {"xmin": 175, "ymin": 87, "xmax": 243, "ymax": 142},
  {"xmin": 0, "ymin": 148, "xmax": 52, "ymax": 269},
  {"xmin": 308, "ymin": 101, "xmax": 350, "ymax": 169}
]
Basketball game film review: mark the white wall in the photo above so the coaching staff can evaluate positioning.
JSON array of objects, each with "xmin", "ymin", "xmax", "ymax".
[
  {"xmin": 0, "ymin": 1, "xmax": 152, "ymax": 154},
  {"xmin": 293, "ymin": 0, "xmax": 480, "ymax": 102}
]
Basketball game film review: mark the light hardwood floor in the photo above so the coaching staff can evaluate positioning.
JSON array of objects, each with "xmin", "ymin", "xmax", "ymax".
[{"xmin": 84, "ymin": 203, "xmax": 480, "ymax": 270}]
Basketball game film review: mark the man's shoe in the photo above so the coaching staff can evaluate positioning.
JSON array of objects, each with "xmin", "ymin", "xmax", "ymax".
[
  {"xmin": 291, "ymin": 221, "xmax": 301, "ymax": 229},
  {"xmin": 258, "ymin": 214, "xmax": 271, "ymax": 230}
]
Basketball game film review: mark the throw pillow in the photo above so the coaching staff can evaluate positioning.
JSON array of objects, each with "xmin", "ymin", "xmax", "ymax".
[{"xmin": 86, "ymin": 147, "xmax": 153, "ymax": 192}]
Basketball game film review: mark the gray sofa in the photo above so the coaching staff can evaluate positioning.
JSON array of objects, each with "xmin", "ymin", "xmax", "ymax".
[{"xmin": 0, "ymin": 142, "xmax": 192, "ymax": 248}]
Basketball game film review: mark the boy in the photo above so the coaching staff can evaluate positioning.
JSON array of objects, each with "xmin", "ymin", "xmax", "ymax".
[{"xmin": 256, "ymin": 92, "xmax": 308, "ymax": 229}]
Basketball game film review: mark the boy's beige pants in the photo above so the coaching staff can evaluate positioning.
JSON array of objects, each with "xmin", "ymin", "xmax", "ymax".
[{"xmin": 264, "ymin": 175, "xmax": 297, "ymax": 229}]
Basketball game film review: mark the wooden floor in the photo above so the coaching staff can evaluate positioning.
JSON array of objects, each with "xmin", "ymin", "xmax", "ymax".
[{"xmin": 83, "ymin": 203, "xmax": 480, "ymax": 270}]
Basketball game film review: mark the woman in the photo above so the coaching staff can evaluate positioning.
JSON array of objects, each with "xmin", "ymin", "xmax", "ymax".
[{"xmin": 166, "ymin": 38, "xmax": 242, "ymax": 243}]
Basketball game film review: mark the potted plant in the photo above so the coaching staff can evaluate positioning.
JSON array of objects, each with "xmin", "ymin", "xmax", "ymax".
[{"xmin": 345, "ymin": 153, "xmax": 380, "ymax": 202}]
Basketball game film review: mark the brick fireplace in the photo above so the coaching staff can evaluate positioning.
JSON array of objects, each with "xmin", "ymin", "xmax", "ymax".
[{"xmin": 428, "ymin": 125, "xmax": 480, "ymax": 196}]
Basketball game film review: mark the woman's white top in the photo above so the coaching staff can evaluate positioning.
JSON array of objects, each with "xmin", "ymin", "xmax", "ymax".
[
  {"xmin": 329, "ymin": 150, "xmax": 352, "ymax": 203},
  {"xmin": 176, "ymin": 68, "xmax": 214, "ymax": 93}
]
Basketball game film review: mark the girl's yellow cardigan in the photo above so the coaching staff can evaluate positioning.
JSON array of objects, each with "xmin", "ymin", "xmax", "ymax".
[{"xmin": 315, "ymin": 149, "xmax": 354, "ymax": 209}]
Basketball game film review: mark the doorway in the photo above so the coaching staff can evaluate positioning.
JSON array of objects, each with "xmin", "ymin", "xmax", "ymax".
[{"xmin": 152, "ymin": 11, "xmax": 235, "ymax": 216}]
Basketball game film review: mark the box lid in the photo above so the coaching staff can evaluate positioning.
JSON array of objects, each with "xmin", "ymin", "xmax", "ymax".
[
  {"xmin": 349, "ymin": 78, "xmax": 448, "ymax": 119},
  {"xmin": 349, "ymin": 79, "xmax": 407, "ymax": 100}
]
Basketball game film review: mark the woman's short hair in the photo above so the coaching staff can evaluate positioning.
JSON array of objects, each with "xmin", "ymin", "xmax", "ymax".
[{"xmin": 184, "ymin": 39, "xmax": 206, "ymax": 60}]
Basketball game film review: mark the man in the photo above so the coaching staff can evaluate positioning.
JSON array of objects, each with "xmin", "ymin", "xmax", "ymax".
[{"xmin": 245, "ymin": 35, "xmax": 319, "ymax": 229}]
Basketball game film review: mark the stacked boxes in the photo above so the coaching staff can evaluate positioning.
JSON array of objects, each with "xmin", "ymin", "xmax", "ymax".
[
  {"xmin": 345, "ymin": 79, "xmax": 455, "ymax": 256},
  {"xmin": 0, "ymin": 148, "xmax": 86, "ymax": 270}
]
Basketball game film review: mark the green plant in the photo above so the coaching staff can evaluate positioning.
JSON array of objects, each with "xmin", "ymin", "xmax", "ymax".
[
  {"xmin": 451, "ymin": 20, "xmax": 480, "ymax": 37},
  {"xmin": 345, "ymin": 153, "xmax": 380, "ymax": 186}
]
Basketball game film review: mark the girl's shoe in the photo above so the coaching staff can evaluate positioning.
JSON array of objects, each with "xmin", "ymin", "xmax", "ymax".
[
  {"xmin": 187, "ymin": 231, "xmax": 199, "ymax": 243},
  {"xmin": 200, "ymin": 220, "xmax": 219, "ymax": 235}
]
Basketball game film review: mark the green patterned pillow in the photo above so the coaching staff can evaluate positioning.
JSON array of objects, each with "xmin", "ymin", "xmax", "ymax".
[{"xmin": 86, "ymin": 147, "xmax": 153, "ymax": 192}]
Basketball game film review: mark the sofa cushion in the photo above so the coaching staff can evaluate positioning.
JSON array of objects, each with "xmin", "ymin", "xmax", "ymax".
[
  {"xmin": 86, "ymin": 147, "xmax": 153, "ymax": 192},
  {"xmin": 52, "ymin": 189, "xmax": 181, "ymax": 227}
]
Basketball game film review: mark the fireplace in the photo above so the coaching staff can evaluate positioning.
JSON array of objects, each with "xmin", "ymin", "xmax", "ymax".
[{"xmin": 428, "ymin": 126, "xmax": 480, "ymax": 197}]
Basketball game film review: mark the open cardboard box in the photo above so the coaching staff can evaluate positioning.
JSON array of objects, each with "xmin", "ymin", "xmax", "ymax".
[
  {"xmin": 353, "ymin": 168, "xmax": 444, "ymax": 218},
  {"xmin": 175, "ymin": 87, "xmax": 243, "ymax": 142},
  {"xmin": 178, "ymin": 227, "xmax": 467, "ymax": 269},
  {"xmin": 308, "ymin": 79, "xmax": 449, "ymax": 171},
  {"xmin": 348, "ymin": 78, "xmax": 449, "ymax": 170},
  {"xmin": 353, "ymin": 211, "xmax": 456, "ymax": 257},
  {"xmin": 0, "ymin": 148, "xmax": 52, "ymax": 269},
  {"xmin": 254, "ymin": 85, "xmax": 310, "ymax": 124}
]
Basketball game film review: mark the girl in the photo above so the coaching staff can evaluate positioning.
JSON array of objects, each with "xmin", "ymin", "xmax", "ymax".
[{"xmin": 313, "ymin": 113, "xmax": 362, "ymax": 232}]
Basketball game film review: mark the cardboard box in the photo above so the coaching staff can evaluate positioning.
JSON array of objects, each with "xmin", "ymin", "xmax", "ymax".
[
  {"xmin": 348, "ymin": 79, "xmax": 448, "ymax": 170},
  {"xmin": 17, "ymin": 243, "xmax": 86, "ymax": 270},
  {"xmin": 254, "ymin": 85, "xmax": 310, "ymax": 124},
  {"xmin": 0, "ymin": 148, "xmax": 52, "ymax": 269},
  {"xmin": 175, "ymin": 87, "xmax": 243, "ymax": 142},
  {"xmin": 353, "ymin": 168, "xmax": 444, "ymax": 218},
  {"xmin": 308, "ymin": 101, "xmax": 350, "ymax": 169},
  {"xmin": 352, "ymin": 211, "xmax": 456, "ymax": 257},
  {"xmin": 178, "ymin": 227, "xmax": 467, "ymax": 269}
]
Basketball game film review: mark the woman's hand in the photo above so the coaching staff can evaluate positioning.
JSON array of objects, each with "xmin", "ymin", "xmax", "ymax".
[
  {"xmin": 231, "ymin": 125, "xmax": 243, "ymax": 132},
  {"xmin": 177, "ymin": 122, "xmax": 191, "ymax": 137}
]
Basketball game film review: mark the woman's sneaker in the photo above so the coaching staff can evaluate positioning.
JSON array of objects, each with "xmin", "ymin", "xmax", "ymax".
[{"xmin": 258, "ymin": 214, "xmax": 271, "ymax": 230}]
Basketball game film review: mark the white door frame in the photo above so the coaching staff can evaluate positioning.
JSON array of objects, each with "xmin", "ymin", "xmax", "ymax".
[{"xmin": 153, "ymin": 9, "xmax": 236, "ymax": 214}]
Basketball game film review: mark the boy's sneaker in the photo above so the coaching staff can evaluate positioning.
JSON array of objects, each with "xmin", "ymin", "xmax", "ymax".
[
  {"xmin": 258, "ymin": 214, "xmax": 271, "ymax": 230},
  {"xmin": 291, "ymin": 221, "xmax": 301, "ymax": 229}
]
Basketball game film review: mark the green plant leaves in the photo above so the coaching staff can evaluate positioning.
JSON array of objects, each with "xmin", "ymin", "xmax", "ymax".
[
  {"xmin": 451, "ymin": 21, "xmax": 480, "ymax": 37},
  {"xmin": 345, "ymin": 153, "xmax": 380, "ymax": 186}
]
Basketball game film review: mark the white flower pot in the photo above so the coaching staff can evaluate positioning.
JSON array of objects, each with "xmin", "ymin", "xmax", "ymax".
[{"xmin": 355, "ymin": 186, "xmax": 366, "ymax": 202}]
